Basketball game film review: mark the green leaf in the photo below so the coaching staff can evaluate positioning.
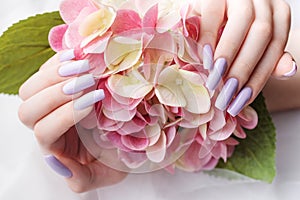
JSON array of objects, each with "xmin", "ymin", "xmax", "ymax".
[
  {"xmin": 216, "ymin": 93, "xmax": 276, "ymax": 183},
  {"xmin": 0, "ymin": 11, "xmax": 64, "ymax": 94}
]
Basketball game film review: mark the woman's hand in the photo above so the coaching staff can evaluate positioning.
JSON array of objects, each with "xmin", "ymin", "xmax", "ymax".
[
  {"xmin": 18, "ymin": 50, "xmax": 127, "ymax": 193},
  {"xmin": 198, "ymin": 0, "xmax": 295, "ymax": 116}
]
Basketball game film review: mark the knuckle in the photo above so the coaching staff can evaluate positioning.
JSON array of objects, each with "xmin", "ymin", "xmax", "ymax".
[
  {"xmin": 231, "ymin": 5, "xmax": 254, "ymax": 23},
  {"xmin": 33, "ymin": 122, "xmax": 47, "ymax": 145},
  {"xmin": 18, "ymin": 103, "xmax": 32, "ymax": 128},
  {"xmin": 255, "ymin": 21, "xmax": 273, "ymax": 40}
]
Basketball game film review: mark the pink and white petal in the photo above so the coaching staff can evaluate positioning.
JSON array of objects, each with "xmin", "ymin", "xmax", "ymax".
[
  {"xmin": 209, "ymin": 117, "xmax": 236, "ymax": 141},
  {"xmin": 106, "ymin": 132, "xmax": 132, "ymax": 151},
  {"xmin": 111, "ymin": 9, "xmax": 142, "ymax": 35},
  {"xmin": 142, "ymin": 4, "xmax": 158, "ymax": 34},
  {"xmin": 198, "ymin": 124, "xmax": 208, "ymax": 140},
  {"xmin": 86, "ymin": 53, "xmax": 107, "ymax": 76},
  {"xmin": 64, "ymin": 7, "xmax": 97, "ymax": 48},
  {"xmin": 135, "ymin": 0, "xmax": 159, "ymax": 16},
  {"xmin": 92, "ymin": 129, "xmax": 115, "ymax": 149},
  {"xmin": 180, "ymin": 3, "xmax": 190, "ymax": 37},
  {"xmin": 233, "ymin": 125, "xmax": 247, "ymax": 139},
  {"xmin": 108, "ymin": 74, "xmax": 152, "ymax": 99},
  {"xmin": 176, "ymin": 142, "xmax": 203, "ymax": 172},
  {"xmin": 209, "ymin": 108, "xmax": 226, "ymax": 132},
  {"xmin": 224, "ymin": 137, "xmax": 240, "ymax": 146},
  {"xmin": 185, "ymin": 16, "xmax": 201, "ymax": 41},
  {"xmin": 156, "ymin": 11, "xmax": 181, "ymax": 33},
  {"xmin": 103, "ymin": 107, "xmax": 137, "ymax": 122},
  {"xmin": 165, "ymin": 126, "xmax": 176, "ymax": 147},
  {"xmin": 119, "ymin": 150, "xmax": 148, "ymax": 169},
  {"xmin": 83, "ymin": 31, "xmax": 112, "ymax": 53},
  {"xmin": 202, "ymin": 157, "xmax": 219, "ymax": 171},
  {"xmin": 144, "ymin": 124, "xmax": 161, "ymax": 144},
  {"xmin": 48, "ymin": 24, "xmax": 68, "ymax": 52},
  {"xmin": 237, "ymin": 106, "xmax": 258, "ymax": 130},
  {"xmin": 59, "ymin": 0, "xmax": 92, "ymax": 24},
  {"xmin": 117, "ymin": 117, "xmax": 146, "ymax": 135},
  {"xmin": 146, "ymin": 133, "xmax": 167, "ymax": 163},
  {"xmin": 121, "ymin": 135, "xmax": 149, "ymax": 151}
]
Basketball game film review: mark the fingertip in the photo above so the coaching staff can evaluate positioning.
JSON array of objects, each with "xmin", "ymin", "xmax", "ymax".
[{"xmin": 272, "ymin": 52, "xmax": 297, "ymax": 79}]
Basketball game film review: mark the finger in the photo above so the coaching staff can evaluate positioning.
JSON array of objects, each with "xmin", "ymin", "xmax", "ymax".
[
  {"xmin": 227, "ymin": 0, "xmax": 291, "ymax": 116},
  {"xmin": 213, "ymin": 0, "xmax": 254, "ymax": 70},
  {"xmin": 60, "ymin": 156, "xmax": 127, "ymax": 193},
  {"xmin": 19, "ymin": 51, "xmax": 90, "ymax": 101},
  {"xmin": 272, "ymin": 52, "xmax": 297, "ymax": 79},
  {"xmin": 199, "ymin": 0, "xmax": 226, "ymax": 70},
  {"xmin": 33, "ymin": 90, "xmax": 105, "ymax": 147},
  {"xmin": 18, "ymin": 74, "xmax": 96, "ymax": 129}
]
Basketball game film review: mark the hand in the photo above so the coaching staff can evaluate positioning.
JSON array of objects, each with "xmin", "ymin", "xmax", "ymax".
[
  {"xmin": 198, "ymin": 0, "xmax": 295, "ymax": 116},
  {"xmin": 18, "ymin": 50, "xmax": 127, "ymax": 193}
]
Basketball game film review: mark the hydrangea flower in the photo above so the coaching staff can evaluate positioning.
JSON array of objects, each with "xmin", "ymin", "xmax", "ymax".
[{"xmin": 49, "ymin": 0, "xmax": 258, "ymax": 172}]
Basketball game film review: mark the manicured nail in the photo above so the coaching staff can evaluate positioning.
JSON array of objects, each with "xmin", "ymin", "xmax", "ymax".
[
  {"xmin": 215, "ymin": 78, "xmax": 239, "ymax": 111},
  {"xmin": 63, "ymin": 74, "xmax": 95, "ymax": 95},
  {"xmin": 203, "ymin": 44, "xmax": 213, "ymax": 70},
  {"xmin": 58, "ymin": 60, "xmax": 90, "ymax": 77},
  {"xmin": 74, "ymin": 89, "xmax": 105, "ymax": 110},
  {"xmin": 59, "ymin": 49, "xmax": 75, "ymax": 62},
  {"xmin": 283, "ymin": 61, "xmax": 297, "ymax": 77},
  {"xmin": 44, "ymin": 155, "xmax": 72, "ymax": 178},
  {"xmin": 227, "ymin": 87, "xmax": 253, "ymax": 117},
  {"xmin": 206, "ymin": 58, "xmax": 227, "ymax": 90}
]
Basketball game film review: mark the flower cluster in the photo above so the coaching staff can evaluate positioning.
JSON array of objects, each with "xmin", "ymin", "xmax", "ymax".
[{"xmin": 49, "ymin": 0, "xmax": 258, "ymax": 172}]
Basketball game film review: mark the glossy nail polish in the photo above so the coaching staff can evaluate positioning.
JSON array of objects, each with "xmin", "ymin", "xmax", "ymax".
[
  {"xmin": 206, "ymin": 58, "xmax": 227, "ymax": 90},
  {"xmin": 63, "ymin": 74, "xmax": 95, "ymax": 95},
  {"xmin": 59, "ymin": 49, "xmax": 75, "ymax": 62},
  {"xmin": 203, "ymin": 44, "xmax": 213, "ymax": 70},
  {"xmin": 227, "ymin": 87, "xmax": 253, "ymax": 117},
  {"xmin": 74, "ymin": 89, "xmax": 105, "ymax": 110},
  {"xmin": 283, "ymin": 61, "xmax": 297, "ymax": 78},
  {"xmin": 58, "ymin": 60, "xmax": 90, "ymax": 77},
  {"xmin": 44, "ymin": 155, "xmax": 72, "ymax": 178},
  {"xmin": 215, "ymin": 78, "xmax": 239, "ymax": 111}
]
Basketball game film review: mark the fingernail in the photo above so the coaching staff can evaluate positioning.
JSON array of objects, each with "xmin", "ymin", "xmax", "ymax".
[
  {"xmin": 227, "ymin": 87, "xmax": 253, "ymax": 117},
  {"xmin": 58, "ymin": 60, "xmax": 90, "ymax": 77},
  {"xmin": 215, "ymin": 78, "xmax": 239, "ymax": 111},
  {"xmin": 44, "ymin": 155, "xmax": 72, "ymax": 178},
  {"xmin": 206, "ymin": 58, "xmax": 227, "ymax": 90},
  {"xmin": 203, "ymin": 44, "xmax": 213, "ymax": 70},
  {"xmin": 59, "ymin": 49, "xmax": 75, "ymax": 62},
  {"xmin": 74, "ymin": 89, "xmax": 105, "ymax": 110},
  {"xmin": 283, "ymin": 61, "xmax": 297, "ymax": 77},
  {"xmin": 63, "ymin": 74, "xmax": 95, "ymax": 95}
]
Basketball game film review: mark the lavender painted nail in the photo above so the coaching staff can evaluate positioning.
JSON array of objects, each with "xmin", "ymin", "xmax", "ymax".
[
  {"xmin": 63, "ymin": 74, "xmax": 95, "ymax": 95},
  {"xmin": 206, "ymin": 58, "xmax": 227, "ymax": 90},
  {"xmin": 58, "ymin": 60, "xmax": 90, "ymax": 77},
  {"xmin": 203, "ymin": 44, "xmax": 213, "ymax": 70},
  {"xmin": 74, "ymin": 89, "xmax": 105, "ymax": 110},
  {"xmin": 59, "ymin": 49, "xmax": 75, "ymax": 62},
  {"xmin": 227, "ymin": 87, "xmax": 253, "ymax": 117},
  {"xmin": 44, "ymin": 155, "xmax": 72, "ymax": 178},
  {"xmin": 283, "ymin": 61, "xmax": 297, "ymax": 77},
  {"xmin": 215, "ymin": 78, "xmax": 239, "ymax": 111}
]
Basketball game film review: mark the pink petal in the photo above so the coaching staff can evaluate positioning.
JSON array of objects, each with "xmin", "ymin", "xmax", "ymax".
[
  {"xmin": 92, "ymin": 129, "xmax": 115, "ymax": 149},
  {"xmin": 142, "ymin": 4, "xmax": 158, "ymax": 34},
  {"xmin": 176, "ymin": 142, "xmax": 203, "ymax": 172},
  {"xmin": 111, "ymin": 9, "xmax": 142, "ymax": 35},
  {"xmin": 103, "ymin": 107, "xmax": 137, "ymax": 122},
  {"xmin": 97, "ymin": 111, "xmax": 125, "ymax": 132},
  {"xmin": 106, "ymin": 132, "xmax": 132, "ymax": 151},
  {"xmin": 86, "ymin": 53, "xmax": 107, "ymax": 76},
  {"xmin": 233, "ymin": 125, "xmax": 247, "ymax": 139},
  {"xmin": 59, "ymin": 0, "xmax": 92, "ymax": 24},
  {"xmin": 209, "ymin": 117, "xmax": 237, "ymax": 141},
  {"xmin": 156, "ymin": 11, "xmax": 181, "ymax": 33},
  {"xmin": 83, "ymin": 31, "xmax": 112, "ymax": 53},
  {"xmin": 202, "ymin": 157, "xmax": 219, "ymax": 171},
  {"xmin": 119, "ymin": 150, "xmax": 148, "ymax": 169},
  {"xmin": 121, "ymin": 135, "xmax": 149, "ymax": 151},
  {"xmin": 209, "ymin": 108, "xmax": 226, "ymax": 131},
  {"xmin": 48, "ymin": 24, "xmax": 68, "ymax": 52},
  {"xmin": 180, "ymin": 3, "xmax": 190, "ymax": 37},
  {"xmin": 237, "ymin": 106, "xmax": 258, "ymax": 130},
  {"xmin": 64, "ymin": 7, "xmax": 97, "ymax": 48},
  {"xmin": 165, "ymin": 126, "xmax": 176, "ymax": 147},
  {"xmin": 117, "ymin": 117, "xmax": 146, "ymax": 135},
  {"xmin": 185, "ymin": 16, "xmax": 201, "ymax": 41},
  {"xmin": 146, "ymin": 133, "xmax": 167, "ymax": 163}
]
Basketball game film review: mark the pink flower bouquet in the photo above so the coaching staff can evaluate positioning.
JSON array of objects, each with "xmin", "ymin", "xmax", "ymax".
[
  {"xmin": 0, "ymin": 0, "xmax": 276, "ymax": 181},
  {"xmin": 48, "ymin": 0, "xmax": 258, "ymax": 173}
]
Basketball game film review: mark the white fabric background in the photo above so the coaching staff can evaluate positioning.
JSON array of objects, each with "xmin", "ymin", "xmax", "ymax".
[{"xmin": 0, "ymin": 0, "xmax": 299, "ymax": 199}]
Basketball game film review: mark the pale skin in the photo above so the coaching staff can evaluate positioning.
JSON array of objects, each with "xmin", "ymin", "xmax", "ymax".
[{"xmin": 18, "ymin": 0, "xmax": 298, "ymax": 193}]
